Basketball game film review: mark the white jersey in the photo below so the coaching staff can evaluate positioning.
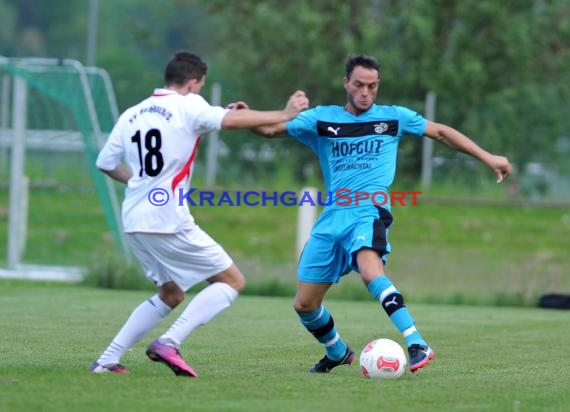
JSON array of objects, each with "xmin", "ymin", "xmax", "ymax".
[{"xmin": 96, "ymin": 88, "xmax": 228, "ymax": 233}]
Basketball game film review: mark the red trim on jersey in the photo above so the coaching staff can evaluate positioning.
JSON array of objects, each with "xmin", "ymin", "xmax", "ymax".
[
  {"xmin": 152, "ymin": 93, "xmax": 172, "ymax": 97},
  {"xmin": 171, "ymin": 137, "xmax": 201, "ymax": 192}
]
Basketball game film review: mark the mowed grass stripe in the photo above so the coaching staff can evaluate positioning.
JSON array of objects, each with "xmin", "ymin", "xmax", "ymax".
[{"xmin": 1, "ymin": 281, "xmax": 569, "ymax": 412}]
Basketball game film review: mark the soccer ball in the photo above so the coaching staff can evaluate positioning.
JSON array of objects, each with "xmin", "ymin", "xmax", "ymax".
[{"xmin": 359, "ymin": 338, "xmax": 407, "ymax": 379}]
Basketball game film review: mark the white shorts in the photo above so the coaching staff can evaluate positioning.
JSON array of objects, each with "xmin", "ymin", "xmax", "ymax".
[{"xmin": 126, "ymin": 225, "xmax": 233, "ymax": 292}]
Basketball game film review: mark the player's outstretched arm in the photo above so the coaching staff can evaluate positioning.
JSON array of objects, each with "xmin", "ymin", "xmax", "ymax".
[
  {"xmin": 424, "ymin": 121, "xmax": 512, "ymax": 183},
  {"xmin": 226, "ymin": 101, "xmax": 249, "ymax": 110},
  {"xmin": 227, "ymin": 100, "xmax": 289, "ymax": 138},
  {"xmin": 221, "ymin": 90, "xmax": 308, "ymax": 130},
  {"xmin": 249, "ymin": 90, "xmax": 307, "ymax": 138},
  {"xmin": 251, "ymin": 122, "xmax": 289, "ymax": 138}
]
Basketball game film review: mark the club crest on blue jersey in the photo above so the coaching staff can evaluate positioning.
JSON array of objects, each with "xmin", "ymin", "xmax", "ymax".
[{"xmin": 374, "ymin": 122, "xmax": 389, "ymax": 134}]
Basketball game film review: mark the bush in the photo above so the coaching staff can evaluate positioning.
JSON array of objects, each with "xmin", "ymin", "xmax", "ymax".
[{"xmin": 82, "ymin": 253, "xmax": 154, "ymax": 291}]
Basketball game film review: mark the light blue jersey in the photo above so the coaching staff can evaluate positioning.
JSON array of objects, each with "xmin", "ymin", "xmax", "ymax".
[
  {"xmin": 287, "ymin": 104, "xmax": 426, "ymax": 210},
  {"xmin": 287, "ymin": 104, "xmax": 427, "ymax": 281}
]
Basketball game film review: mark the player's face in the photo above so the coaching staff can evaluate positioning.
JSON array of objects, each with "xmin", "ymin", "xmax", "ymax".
[{"xmin": 344, "ymin": 66, "xmax": 379, "ymax": 114}]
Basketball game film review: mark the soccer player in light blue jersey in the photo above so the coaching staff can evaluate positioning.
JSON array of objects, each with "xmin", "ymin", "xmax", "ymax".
[{"xmin": 254, "ymin": 55, "xmax": 511, "ymax": 374}]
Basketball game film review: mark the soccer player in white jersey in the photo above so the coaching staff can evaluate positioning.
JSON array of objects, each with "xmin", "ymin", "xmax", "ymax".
[{"xmin": 90, "ymin": 51, "xmax": 309, "ymax": 377}]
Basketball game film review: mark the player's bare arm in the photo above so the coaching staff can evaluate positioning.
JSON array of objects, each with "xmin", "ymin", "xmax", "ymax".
[
  {"xmin": 250, "ymin": 90, "xmax": 310, "ymax": 137},
  {"xmin": 227, "ymin": 100, "xmax": 288, "ymax": 137},
  {"xmin": 252, "ymin": 121, "xmax": 289, "ymax": 138},
  {"xmin": 228, "ymin": 100, "xmax": 288, "ymax": 137},
  {"xmin": 424, "ymin": 120, "xmax": 512, "ymax": 183},
  {"xmin": 226, "ymin": 101, "xmax": 249, "ymax": 110},
  {"xmin": 99, "ymin": 164, "xmax": 133, "ymax": 184},
  {"xmin": 221, "ymin": 90, "xmax": 309, "ymax": 129}
]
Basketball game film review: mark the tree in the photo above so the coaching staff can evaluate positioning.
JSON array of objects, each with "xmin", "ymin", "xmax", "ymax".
[
  {"xmin": 195, "ymin": 0, "xmax": 570, "ymax": 184},
  {"xmin": 2, "ymin": 0, "xmax": 568, "ymax": 189}
]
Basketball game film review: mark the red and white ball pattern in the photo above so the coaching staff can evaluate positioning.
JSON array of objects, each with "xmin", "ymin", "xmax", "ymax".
[{"xmin": 359, "ymin": 338, "xmax": 407, "ymax": 379}]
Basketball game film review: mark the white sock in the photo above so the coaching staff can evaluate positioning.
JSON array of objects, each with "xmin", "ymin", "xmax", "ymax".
[
  {"xmin": 97, "ymin": 295, "xmax": 171, "ymax": 366},
  {"xmin": 159, "ymin": 282, "xmax": 238, "ymax": 348}
]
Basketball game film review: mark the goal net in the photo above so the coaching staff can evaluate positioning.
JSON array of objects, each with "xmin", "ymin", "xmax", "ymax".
[{"xmin": 0, "ymin": 57, "xmax": 126, "ymax": 281}]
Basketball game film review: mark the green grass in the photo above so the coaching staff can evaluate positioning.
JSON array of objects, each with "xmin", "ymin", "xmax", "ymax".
[
  {"xmin": 1, "ymin": 280, "xmax": 569, "ymax": 412},
  {"xmin": 1, "ymin": 187, "xmax": 569, "ymax": 305},
  {"xmin": 0, "ymin": 186, "xmax": 113, "ymax": 267},
  {"xmin": 193, "ymin": 197, "xmax": 570, "ymax": 306},
  {"xmin": 385, "ymin": 201, "xmax": 570, "ymax": 305}
]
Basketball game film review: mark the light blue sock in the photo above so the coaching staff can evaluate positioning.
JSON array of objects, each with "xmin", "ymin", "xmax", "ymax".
[
  {"xmin": 299, "ymin": 305, "xmax": 348, "ymax": 360},
  {"xmin": 367, "ymin": 275, "xmax": 426, "ymax": 347}
]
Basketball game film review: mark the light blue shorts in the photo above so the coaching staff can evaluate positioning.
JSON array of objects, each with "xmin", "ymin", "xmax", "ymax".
[{"xmin": 297, "ymin": 206, "xmax": 393, "ymax": 283}]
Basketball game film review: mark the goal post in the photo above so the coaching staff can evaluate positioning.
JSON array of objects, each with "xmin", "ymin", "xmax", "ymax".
[
  {"xmin": 0, "ymin": 56, "xmax": 127, "ymax": 280},
  {"xmin": 6, "ymin": 75, "xmax": 26, "ymax": 269}
]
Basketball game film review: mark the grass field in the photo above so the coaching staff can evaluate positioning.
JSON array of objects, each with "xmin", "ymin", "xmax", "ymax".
[
  {"xmin": 1, "ymin": 280, "xmax": 569, "ymax": 412},
  {"xmin": 1, "ymin": 187, "xmax": 569, "ymax": 305},
  {"xmin": 195, "ymin": 196, "xmax": 570, "ymax": 306}
]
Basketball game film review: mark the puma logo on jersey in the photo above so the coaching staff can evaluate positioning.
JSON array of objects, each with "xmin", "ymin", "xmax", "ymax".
[
  {"xmin": 327, "ymin": 126, "xmax": 341, "ymax": 136},
  {"xmin": 384, "ymin": 296, "xmax": 398, "ymax": 307}
]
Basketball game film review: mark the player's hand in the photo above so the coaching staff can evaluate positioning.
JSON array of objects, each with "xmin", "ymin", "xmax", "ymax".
[
  {"xmin": 487, "ymin": 154, "xmax": 512, "ymax": 183},
  {"xmin": 226, "ymin": 101, "xmax": 249, "ymax": 110},
  {"xmin": 284, "ymin": 90, "xmax": 309, "ymax": 119}
]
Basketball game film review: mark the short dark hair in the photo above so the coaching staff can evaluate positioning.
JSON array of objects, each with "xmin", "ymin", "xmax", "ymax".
[
  {"xmin": 164, "ymin": 51, "xmax": 208, "ymax": 86},
  {"xmin": 345, "ymin": 55, "xmax": 380, "ymax": 79}
]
